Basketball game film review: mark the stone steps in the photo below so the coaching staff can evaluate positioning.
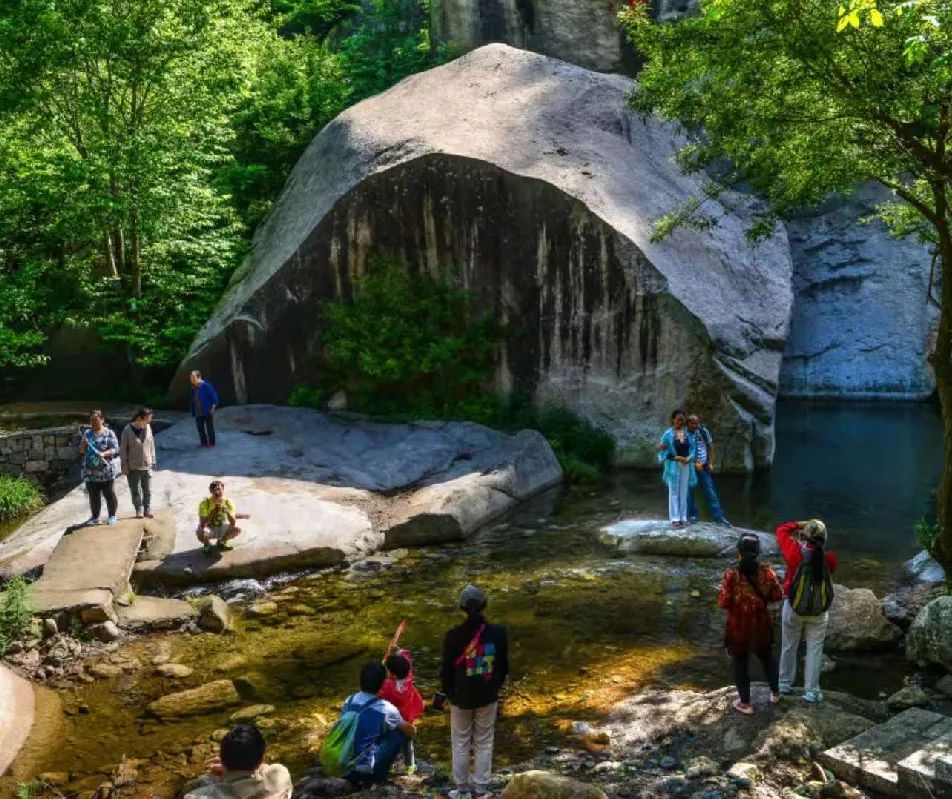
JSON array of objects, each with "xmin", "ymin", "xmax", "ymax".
[
  {"xmin": 821, "ymin": 707, "xmax": 952, "ymax": 797},
  {"xmin": 29, "ymin": 519, "xmax": 145, "ymax": 625}
]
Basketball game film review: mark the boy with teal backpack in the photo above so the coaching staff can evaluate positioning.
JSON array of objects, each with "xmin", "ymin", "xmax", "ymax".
[{"xmin": 321, "ymin": 661, "xmax": 417, "ymax": 787}]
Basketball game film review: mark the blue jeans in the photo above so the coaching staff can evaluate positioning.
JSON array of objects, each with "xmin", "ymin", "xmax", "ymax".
[
  {"xmin": 687, "ymin": 464, "xmax": 725, "ymax": 521},
  {"xmin": 346, "ymin": 729, "xmax": 407, "ymax": 785}
]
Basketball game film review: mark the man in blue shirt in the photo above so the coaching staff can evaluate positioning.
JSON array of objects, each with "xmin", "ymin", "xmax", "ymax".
[
  {"xmin": 342, "ymin": 661, "xmax": 417, "ymax": 787},
  {"xmin": 687, "ymin": 414, "xmax": 732, "ymax": 527},
  {"xmin": 189, "ymin": 370, "xmax": 220, "ymax": 448}
]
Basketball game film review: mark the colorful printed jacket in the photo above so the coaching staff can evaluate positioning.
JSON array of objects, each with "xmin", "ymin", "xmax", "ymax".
[{"xmin": 440, "ymin": 616, "xmax": 509, "ymax": 710}]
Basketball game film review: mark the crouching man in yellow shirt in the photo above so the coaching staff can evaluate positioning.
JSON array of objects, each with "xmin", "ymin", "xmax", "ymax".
[{"xmin": 197, "ymin": 479, "xmax": 249, "ymax": 556}]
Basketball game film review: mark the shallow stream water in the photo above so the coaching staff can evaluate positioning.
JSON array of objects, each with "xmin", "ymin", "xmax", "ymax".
[{"xmin": 3, "ymin": 399, "xmax": 943, "ymax": 795}]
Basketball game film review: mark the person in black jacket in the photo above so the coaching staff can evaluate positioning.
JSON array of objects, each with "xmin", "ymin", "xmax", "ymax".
[{"xmin": 440, "ymin": 584, "xmax": 509, "ymax": 799}]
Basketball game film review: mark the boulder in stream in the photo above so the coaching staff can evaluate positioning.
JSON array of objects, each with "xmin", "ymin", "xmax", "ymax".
[
  {"xmin": 197, "ymin": 596, "xmax": 232, "ymax": 634},
  {"xmin": 907, "ymin": 595, "xmax": 952, "ymax": 672},
  {"xmin": 825, "ymin": 584, "xmax": 902, "ymax": 652},
  {"xmin": 599, "ymin": 519, "xmax": 777, "ymax": 558}
]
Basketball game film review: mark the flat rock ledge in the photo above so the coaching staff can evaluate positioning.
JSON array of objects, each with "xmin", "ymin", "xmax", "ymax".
[
  {"xmin": 0, "ymin": 406, "xmax": 561, "ymax": 591},
  {"xmin": 599, "ymin": 519, "xmax": 778, "ymax": 558}
]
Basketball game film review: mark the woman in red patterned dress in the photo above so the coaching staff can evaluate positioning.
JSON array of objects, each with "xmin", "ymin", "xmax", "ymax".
[{"xmin": 717, "ymin": 533, "xmax": 783, "ymax": 715}]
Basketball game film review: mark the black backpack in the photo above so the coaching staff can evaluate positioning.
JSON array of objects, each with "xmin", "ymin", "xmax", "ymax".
[{"xmin": 789, "ymin": 546, "xmax": 835, "ymax": 615}]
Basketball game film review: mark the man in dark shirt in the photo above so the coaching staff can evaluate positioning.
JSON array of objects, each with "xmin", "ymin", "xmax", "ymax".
[{"xmin": 440, "ymin": 585, "xmax": 509, "ymax": 799}]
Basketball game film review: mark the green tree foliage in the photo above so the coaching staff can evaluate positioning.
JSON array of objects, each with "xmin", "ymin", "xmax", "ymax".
[
  {"xmin": 622, "ymin": 0, "xmax": 952, "ymax": 567},
  {"xmin": 322, "ymin": 258, "xmax": 500, "ymax": 412},
  {"xmin": 0, "ymin": 0, "xmax": 443, "ymax": 375}
]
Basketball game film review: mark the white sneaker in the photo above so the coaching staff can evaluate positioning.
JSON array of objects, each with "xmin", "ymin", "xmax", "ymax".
[
  {"xmin": 447, "ymin": 791, "xmax": 472, "ymax": 799},
  {"xmin": 803, "ymin": 690, "xmax": 824, "ymax": 703}
]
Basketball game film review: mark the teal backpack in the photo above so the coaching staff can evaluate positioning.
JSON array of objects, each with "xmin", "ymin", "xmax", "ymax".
[{"xmin": 320, "ymin": 697, "xmax": 378, "ymax": 777}]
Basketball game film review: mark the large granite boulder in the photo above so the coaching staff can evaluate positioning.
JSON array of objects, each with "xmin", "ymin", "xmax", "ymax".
[
  {"xmin": 171, "ymin": 45, "xmax": 794, "ymax": 472},
  {"xmin": 0, "ymin": 406, "xmax": 561, "ymax": 585},
  {"xmin": 599, "ymin": 519, "xmax": 778, "ymax": 558},
  {"xmin": 907, "ymin": 596, "xmax": 952, "ymax": 672},
  {"xmin": 781, "ymin": 184, "xmax": 936, "ymax": 399},
  {"xmin": 825, "ymin": 584, "xmax": 902, "ymax": 652}
]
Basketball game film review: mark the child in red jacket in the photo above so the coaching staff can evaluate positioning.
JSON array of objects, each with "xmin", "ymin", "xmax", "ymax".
[{"xmin": 379, "ymin": 650, "xmax": 425, "ymax": 773}]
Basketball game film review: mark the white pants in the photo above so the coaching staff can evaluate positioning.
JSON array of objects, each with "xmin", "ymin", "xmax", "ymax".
[
  {"xmin": 450, "ymin": 702, "xmax": 497, "ymax": 794},
  {"xmin": 668, "ymin": 462, "xmax": 690, "ymax": 523},
  {"xmin": 779, "ymin": 598, "xmax": 829, "ymax": 694}
]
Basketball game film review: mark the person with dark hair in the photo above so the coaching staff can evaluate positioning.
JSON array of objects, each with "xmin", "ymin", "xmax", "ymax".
[
  {"xmin": 657, "ymin": 408, "xmax": 697, "ymax": 528},
  {"xmin": 440, "ymin": 585, "xmax": 509, "ymax": 799},
  {"xmin": 338, "ymin": 660, "xmax": 417, "ymax": 787},
  {"xmin": 685, "ymin": 413, "xmax": 731, "ymax": 527},
  {"xmin": 78, "ymin": 409, "xmax": 120, "ymax": 526},
  {"xmin": 189, "ymin": 369, "xmax": 220, "ymax": 448},
  {"xmin": 183, "ymin": 723, "xmax": 292, "ymax": 798},
  {"xmin": 120, "ymin": 407, "xmax": 156, "ymax": 519},
  {"xmin": 717, "ymin": 533, "xmax": 783, "ymax": 715},
  {"xmin": 196, "ymin": 480, "xmax": 249, "ymax": 555},
  {"xmin": 379, "ymin": 650, "xmax": 425, "ymax": 773},
  {"xmin": 777, "ymin": 519, "xmax": 838, "ymax": 702}
]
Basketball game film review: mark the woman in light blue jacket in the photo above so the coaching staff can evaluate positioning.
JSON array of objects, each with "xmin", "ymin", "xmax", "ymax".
[{"xmin": 657, "ymin": 408, "xmax": 697, "ymax": 528}]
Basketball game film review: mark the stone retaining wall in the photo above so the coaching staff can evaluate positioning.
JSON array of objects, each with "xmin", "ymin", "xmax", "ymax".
[{"xmin": 0, "ymin": 426, "xmax": 80, "ymax": 487}]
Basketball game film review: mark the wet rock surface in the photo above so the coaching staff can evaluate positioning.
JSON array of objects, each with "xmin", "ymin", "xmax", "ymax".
[{"xmin": 0, "ymin": 406, "xmax": 561, "ymax": 586}]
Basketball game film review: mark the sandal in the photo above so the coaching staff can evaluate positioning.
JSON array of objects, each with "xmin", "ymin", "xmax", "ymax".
[
  {"xmin": 732, "ymin": 698, "xmax": 754, "ymax": 715},
  {"xmin": 201, "ymin": 543, "xmax": 216, "ymax": 556},
  {"xmin": 217, "ymin": 540, "xmax": 234, "ymax": 552},
  {"xmin": 770, "ymin": 693, "xmax": 781, "ymax": 705}
]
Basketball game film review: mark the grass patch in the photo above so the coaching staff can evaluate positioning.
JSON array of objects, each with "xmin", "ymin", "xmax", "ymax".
[
  {"xmin": 0, "ymin": 575, "xmax": 34, "ymax": 654},
  {"xmin": 0, "ymin": 475, "xmax": 43, "ymax": 522}
]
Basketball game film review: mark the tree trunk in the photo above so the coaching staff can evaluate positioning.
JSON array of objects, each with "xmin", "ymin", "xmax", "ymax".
[
  {"xmin": 932, "ymin": 226, "xmax": 952, "ymax": 575},
  {"xmin": 129, "ymin": 207, "xmax": 142, "ymax": 299}
]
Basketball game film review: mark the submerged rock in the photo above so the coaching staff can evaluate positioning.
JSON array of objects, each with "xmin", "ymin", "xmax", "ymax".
[
  {"xmin": 147, "ymin": 679, "xmax": 241, "ymax": 719},
  {"xmin": 500, "ymin": 771, "xmax": 608, "ymax": 798}
]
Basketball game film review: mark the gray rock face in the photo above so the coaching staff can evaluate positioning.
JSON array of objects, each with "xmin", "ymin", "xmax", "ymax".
[
  {"xmin": 599, "ymin": 518, "xmax": 778, "ymax": 558},
  {"xmin": 781, "ymin": 184, "xmax": 936, "ymax": 399},
  {"xmin": 907, "ymin": 596, "xmax": 952, "ymax": 671},
  {"xmin": 431, "ymin": 0, "xmax": 636, "ymax": 74},
  {"xmin": 826, "ymin": 584, "xmax": 902, "ymax": 652},
  {"xmin": 172, "ymin": 46, "xmax": 793, "ymax": 472}
]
